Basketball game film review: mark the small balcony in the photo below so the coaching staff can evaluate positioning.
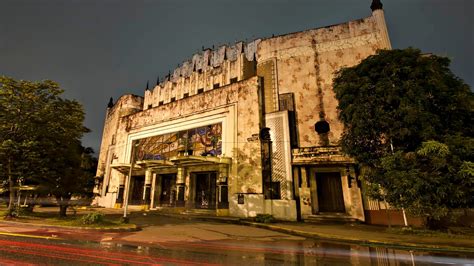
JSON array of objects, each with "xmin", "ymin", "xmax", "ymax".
[{"xmin": 291, "ymin": 146, "xmax": 354, "ymax": 165}]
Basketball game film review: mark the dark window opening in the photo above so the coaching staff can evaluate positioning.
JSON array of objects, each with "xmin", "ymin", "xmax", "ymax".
[
  {"xmin": 230, "ymin": 77, "xmax": 238, "ymax": 84},
  {"xmin": 315, "ymin": 120, "xmax": 330, "ymax": 134},
  {"xmin": 170, "ymin": 97, "xmax": 176, "ymax": 102},
  {"xmin": 183, "ymin": 93, "xmax": 189, "ymax": 98},
  {"xmin": 218, "ymin": 185, "xmax": 229, "ymax": 209},
  {"xmin": 147, "ymin": 104, "xmax": 152, "ymax": 109},
  {"xmin": 116, "ymin": 185, "xmax": 124, "ymax": 204},
  {"xmin": 158, "ymin": 101, "xmax": 164, "ymax": 106},
  {"xmin": 197, "ymin": 88, "xmax": 204, "ymax": 94},
  {"xmin": 198, "ymin": 69, "xmax": 202, "ymax": 74},
  {"xmin": 213, "ymin": 83, "xmax": 220, "ymax": 89},
  {"xmin": 279, "ymin": 93, "xmax": 298, "ymax": 148},
  {"xmin": 264, "ymin": 182, "xmax": 281, "ymax": 200},
  {"xmin": 297, "ymin": 167, "xmax": 302, "ymax": 188}
]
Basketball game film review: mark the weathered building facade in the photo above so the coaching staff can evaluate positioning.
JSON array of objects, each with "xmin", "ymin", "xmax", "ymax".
[{"xmin": 94, "ymin": 1, "xmax": 391, "ymax": 222}]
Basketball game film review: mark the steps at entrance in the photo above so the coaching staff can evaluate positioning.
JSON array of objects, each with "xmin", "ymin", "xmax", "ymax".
[{"xmin": 305, "ymin": 213, "xmax": 358, "ymax": 224}]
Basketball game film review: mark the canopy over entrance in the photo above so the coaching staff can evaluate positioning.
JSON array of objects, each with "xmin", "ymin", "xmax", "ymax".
[{"xmin": 111, "ymin": 155, "xmax": 232, "ymax": 174}]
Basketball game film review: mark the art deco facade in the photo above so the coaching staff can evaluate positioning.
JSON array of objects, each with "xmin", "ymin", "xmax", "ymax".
[{"xmin": 94, "ymin": 1, "xmax": 392, "ymax": 222}]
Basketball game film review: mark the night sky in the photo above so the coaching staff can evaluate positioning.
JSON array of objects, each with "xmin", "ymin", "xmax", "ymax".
[{"xmin": 1, "ymin": 0, "xmax": 472, "ymax": 153}]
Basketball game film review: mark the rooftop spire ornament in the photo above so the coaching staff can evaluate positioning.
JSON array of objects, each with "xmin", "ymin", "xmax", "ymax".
[
  {"xmin": 107, "ymin": 97, "xmax": 114, "ymax": 108},
  {"xmin": 371, "ymin": 0, "xmax": 383, "ymax": 11}
]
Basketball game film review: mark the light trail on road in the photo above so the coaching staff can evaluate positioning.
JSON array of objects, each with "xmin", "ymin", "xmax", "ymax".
[{"xmin": 0, "ymin": 238, "xmax": 219, "ymax": 265}]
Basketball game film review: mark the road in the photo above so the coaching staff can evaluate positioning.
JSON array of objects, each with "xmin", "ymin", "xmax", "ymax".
[{"xmin": 0, "ymin": 216, "xmax": 473, "ymax": 265}]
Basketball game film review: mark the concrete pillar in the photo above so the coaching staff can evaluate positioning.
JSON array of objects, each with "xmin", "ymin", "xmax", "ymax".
[
  {"xmin": 176, "ymin": 167, "xmax": 188, "ymax": 208},
  {"xmin": 184, "ymin": 169, "xmax": 193, "ymax": 208},
  {"xmin": 177, "ymin": 167, "xmax": 185, "ymax": 184},
  {"xmin": 309, "ymin": 168, "xmax": 319, "ymax": 214},
  {"xmin": 293, "ymin": 167, "xmax": 300, "ymax": 198},
  {"xmin": 142, "ymin": 169, "xmax": 152, "ymax": 209},
  {"xmin": 300, "ymin": 167, "xmax": 308, "ymax": 188}
]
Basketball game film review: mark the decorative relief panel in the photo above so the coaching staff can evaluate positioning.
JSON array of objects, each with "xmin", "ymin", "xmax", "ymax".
[
  {"xmin": 260, "ymin": 32, "xmax": 380, "ymax": 60},
  {"xmin": 266, "ymin": 111, "xmax": 292, "ymax": 200}
]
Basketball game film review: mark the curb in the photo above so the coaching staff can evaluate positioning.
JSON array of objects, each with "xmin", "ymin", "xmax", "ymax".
[
  {"xmin": 239, "ymin": 221, "xmax": 474, "ymax": 254},
  {"xmin": 0, "ymin": 220, "xmax": 140, "ymax": 232}
]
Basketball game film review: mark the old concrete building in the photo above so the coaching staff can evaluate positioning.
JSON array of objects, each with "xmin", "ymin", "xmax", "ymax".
[{"xmin": 94, "ymin": 0, "xmax": 391, "ymax": 222}]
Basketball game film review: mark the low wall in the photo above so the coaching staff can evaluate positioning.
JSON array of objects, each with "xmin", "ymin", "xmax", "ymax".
[{"xmin": 364, "ymin": 210, "xmax": 424, "ymax": 227}]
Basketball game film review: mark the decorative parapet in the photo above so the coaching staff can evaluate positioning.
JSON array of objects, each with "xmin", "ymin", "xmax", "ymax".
[
  {"xmin": 292, "ymin": 146, "xmax": 354, "ymax": 165},
  {"xmin": 164, "ymin": 39, "xmax": 261, "ymax": 84}
]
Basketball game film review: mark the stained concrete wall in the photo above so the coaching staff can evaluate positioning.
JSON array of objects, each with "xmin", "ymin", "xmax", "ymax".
[
  {"xmin": 98, "ymin": 77, "xmax": 264, "ymax": 209},
  {"xmin": 96, "ymin": 95, "xmax": 143, "ymax": 178},
  {"xmin": 257, "ymin": 13, "xmax": 391, "ymax": 148}
]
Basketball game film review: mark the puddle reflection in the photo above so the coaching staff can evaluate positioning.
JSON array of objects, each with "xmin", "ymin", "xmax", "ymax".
[{"xmin": 97, "ymin": 238, "xmax": 474, "ymax": 265}]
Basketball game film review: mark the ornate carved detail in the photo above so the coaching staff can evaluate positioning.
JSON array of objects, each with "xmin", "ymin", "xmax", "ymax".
[
  {"xmin": 315, "ymin": 32, "xmax": 380, "ymax": 53},
  {"xmin": 264, "ymin": 32, "xmax": 380, "ymax": 60}
]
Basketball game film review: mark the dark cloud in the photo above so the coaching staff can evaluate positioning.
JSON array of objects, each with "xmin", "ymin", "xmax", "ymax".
[{"xmin": 1, "ymin": 0, "xmax": 472, "ymax": 152}]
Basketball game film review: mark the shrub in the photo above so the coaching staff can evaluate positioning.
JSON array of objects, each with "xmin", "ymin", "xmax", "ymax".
[
  {"xmin": 255, "ymin": 214, "xmax": 275, "ymax": 223},
  {"xmin": 80, "ymin": 212, "xmax": 104, "ymax": 225}
]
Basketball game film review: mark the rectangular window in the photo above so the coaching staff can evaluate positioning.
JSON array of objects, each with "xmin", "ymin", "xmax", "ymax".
[
  {"xmin": 170, "ymin": 97, "xmax": 176, "ymax": 102},
  {"xmin": 158, "ymin": 101, "xmax": 164, "ymax": 106},
  {"xmin": 279, "ymin": 93, "xmax": 298, "ymax": 148},
  {"xmin": 183, "ymin": 93, "xmax": 189, "ymax": 98},
  {"xmin": 197, "ymin": 88, "xmax": 204, "ymax": 94},
  {"xmin": 213, "ymin": 83, "xmax": 220, "ymax": 89},
  {"xmin": 230, "ymin": 77, "xmax": 238, "ymax": 84},
  {"xmin": 147, "ymin": 104, "xmax": 152, "ymax": 109}
]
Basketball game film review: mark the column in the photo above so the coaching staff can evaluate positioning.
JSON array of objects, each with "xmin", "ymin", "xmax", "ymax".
[
  {"xmin": 142, "ymin": 169, "xmax": 152, "ymax": 209},
  {"xmin": 176, "ymin": 167, "xmax": 186, "ymax": 207},
  {"xmin": 115, "ymin": 173, "xmax": 125, "ymax": 208}
]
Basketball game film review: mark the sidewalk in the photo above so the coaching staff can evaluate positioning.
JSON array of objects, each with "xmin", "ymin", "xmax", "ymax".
[
  {"xmin": 152, "ymin": 211, "xmax": 474, "ymax": 253},
  {"xmin": 240, "ymin": 221, "xmax": 474, "ymax": 253}
]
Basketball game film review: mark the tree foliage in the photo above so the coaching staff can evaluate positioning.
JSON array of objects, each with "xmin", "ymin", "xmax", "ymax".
[
  {"xmin": 333, "ymin": 48, "xmax": 473, "ymax": 224},
  {"xmin": 0, "ymin": 76, "xmax": 94, "ymax": 217}
]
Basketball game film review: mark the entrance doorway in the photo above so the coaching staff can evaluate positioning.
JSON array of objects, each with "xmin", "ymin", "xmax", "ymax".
[
  {"xmin": 316, "ymin": 172, "xmax": 345, "ymax": 213},
  {"xmin": 130, "ymin": 175, "xmax": 145, "ymax": 205},
  {"xmin": 159, "ymin": 174, "xmax": 176, "ymax": 206},
  {"xmin": 194, "ymin": 172, "xmax": 217, "ymax": 209}
]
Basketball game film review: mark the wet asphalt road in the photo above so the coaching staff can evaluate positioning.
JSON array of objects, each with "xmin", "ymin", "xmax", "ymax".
[{"xmin": 0, "ymin": 216, "xmax": 473, "ymax": 265}]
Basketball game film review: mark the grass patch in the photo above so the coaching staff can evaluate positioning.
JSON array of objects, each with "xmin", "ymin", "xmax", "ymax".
[
  {"xmin": 387, "ymin": 226, "xmax": 474, "ymax": 240},
  {"xmin": 0, "ymin": 206, "xmax": 135, "ymax": 229}
]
